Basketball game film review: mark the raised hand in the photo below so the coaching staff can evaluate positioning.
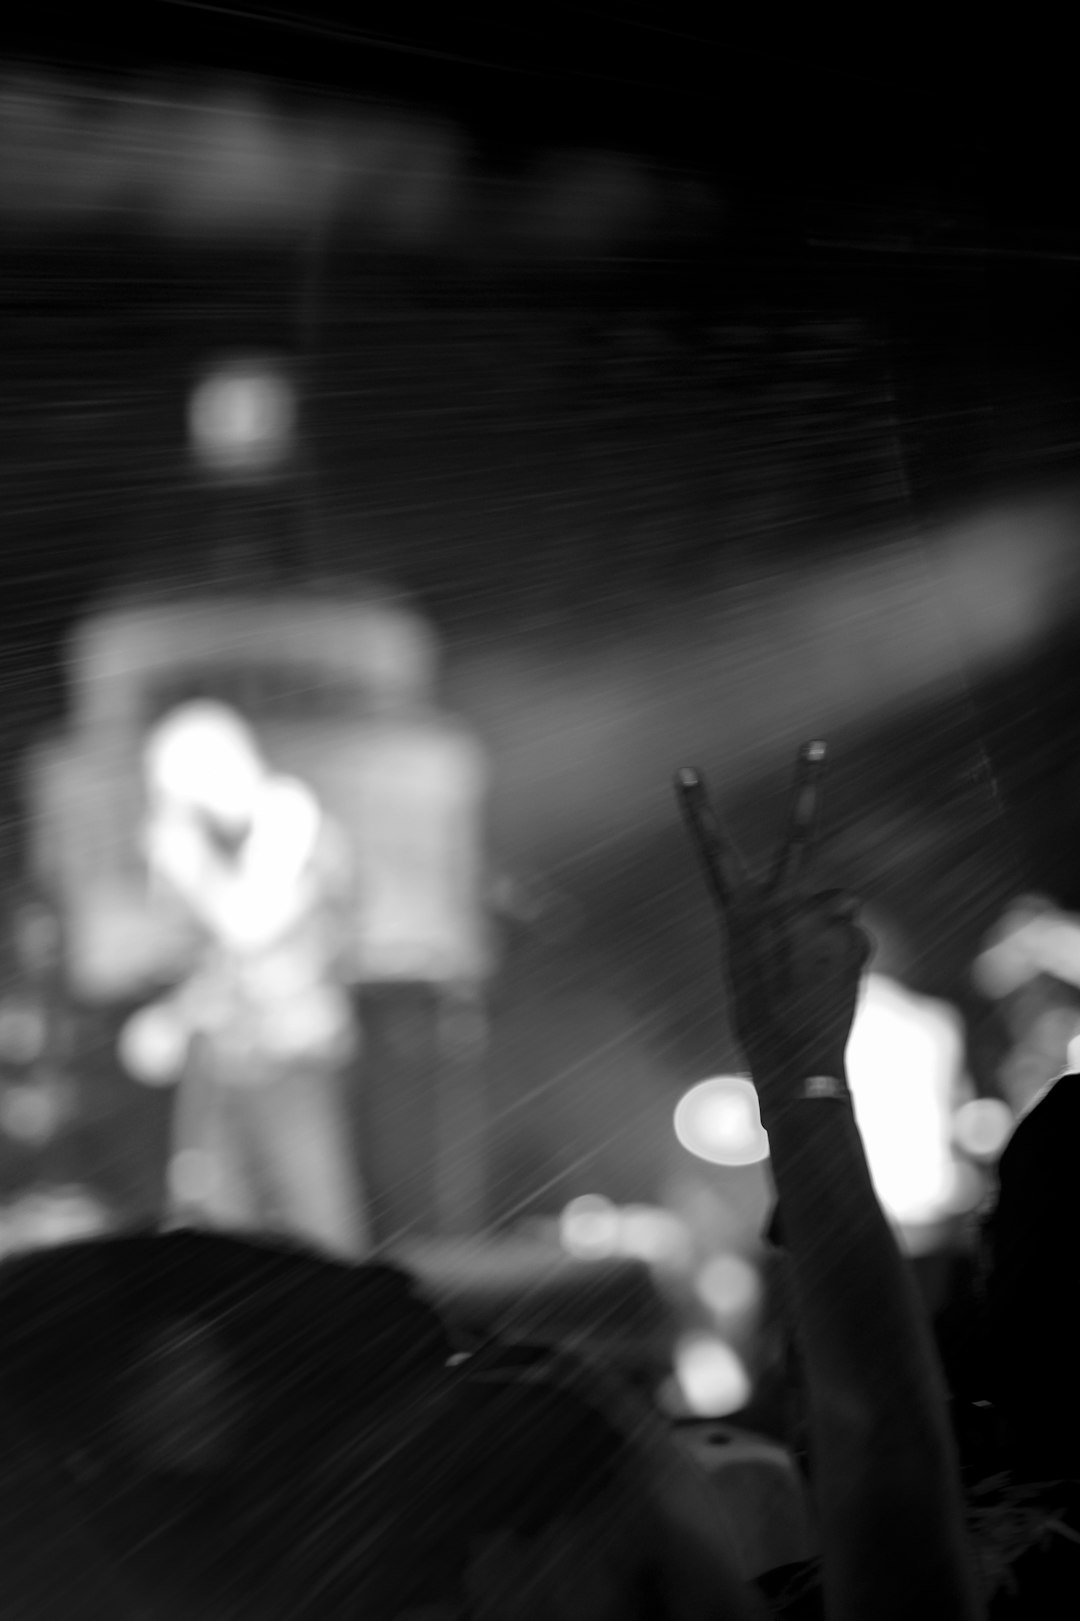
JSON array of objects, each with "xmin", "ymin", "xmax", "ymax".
[{"xmin": 675, "ymin": 741, "xmax": 872, "ymax": 1122}]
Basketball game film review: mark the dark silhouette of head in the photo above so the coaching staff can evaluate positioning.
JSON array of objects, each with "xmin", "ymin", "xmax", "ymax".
[
  {"xmin": 0, "ymin": 1229, "xmax": 761, "ymax": 1618},
  {"xmin": 0, "ymin": 1229, "xmax": 466, "ymax": 1617},
  {"xmin": 980, "ymin": 1072, "xmax": 1080, "ymax": 1481}
]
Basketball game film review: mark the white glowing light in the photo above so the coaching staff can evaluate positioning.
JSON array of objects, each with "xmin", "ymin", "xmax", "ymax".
[
  {"xmin": 674, "ymin": 1075, "xmax": 769, "ymax": 1167},
  {"xmin": 952, "ymin": 1097, "xmax": 1015, "ymax": 1161},
  {"xmin": 145, "ymin": 701, "xmax": 263, "ymax": 823},
  {"xmin": 675, "ymin": 1333, "xmax": 751, "ymax": 1417},
  {"xmin": 119, "ymin": 1004, "xmax": 189, "ymax": 1085},
  {"xmin": 696, "ymin": 1253, "xmax": 761, "ymax": 1320},
  {"xmin": 844, "ymin": 975, "xmax": 963, "ymax": 1227},
  {"xmin": 188, "ymin": 359, "xmax": 297, "ymax": 475},
  {"xmin": 559, "ymin": 1195, "xmax": 620, "ymax": 1259}
]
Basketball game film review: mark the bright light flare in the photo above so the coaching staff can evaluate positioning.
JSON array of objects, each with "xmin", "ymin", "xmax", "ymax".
[
  {"xmin": 845, "ymin": 975, "xmax": 964, "ymax": 1227},
  {"xmin": 673, "ymin": 979, "xmax": 967, "ymax": 1231},
  {"xmin": 674, "ymin": 1333, "xmax": 751, "ymax": 1417},
  {"xmin": 674, "ymin": 1075, "xmax": 770, "ymax": 1167},
  {"xmin": 145, "ymin": 701, "xmax": 263, "ymax": 823}
]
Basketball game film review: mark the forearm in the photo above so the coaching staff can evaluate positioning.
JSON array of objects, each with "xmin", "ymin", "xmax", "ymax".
[
  {"xmin": 765, "ymin": 1092, "xmax": 940, "ymax": 1416},
  {"xmin": 763, "ymin": 1082, "xmax": 982, "ymax": 1620}
]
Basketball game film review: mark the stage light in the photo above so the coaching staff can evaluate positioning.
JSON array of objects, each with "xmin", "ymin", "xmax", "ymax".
[
  {"xmin": 674, "ymin": 1333, "xmax": 751, "ymax": 1418},
  {"xmin": 696, "ymin": 1253, "xmax": 761, "ymax": 1320},
  {"xmin": 187, "ymin": 356, "xmax": 297, "ymax": 477},
  {"xmin": 844, "ymin": 975, "xmax": 963, "ymax": 1228},
  {"xmin": 145, "ymin": 701, "xmax": 264, "ymax": 824},
  {"xmin": 559, "ymin": 1194, "xmax": 620, "ymax": 1259},
  {"xmin": 118, "ymin": 1004, "xmax": 189, "ymax": 1086},
  {"xmin": 674, "ymin": 1075, "xmax": 770, "ymax": 1167},
  {"xmin": 675, "ymin": 981, "xmax": 962, "ymax": 1233},
  {"xmin": 952, "ymin": 1097, "xmax": 1015, "ymax": 1161}
]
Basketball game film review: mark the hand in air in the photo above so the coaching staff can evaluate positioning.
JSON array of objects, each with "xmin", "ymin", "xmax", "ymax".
[{"xmin": 675, "ymin": 741, "xmax": 872, "ymax": 1118}]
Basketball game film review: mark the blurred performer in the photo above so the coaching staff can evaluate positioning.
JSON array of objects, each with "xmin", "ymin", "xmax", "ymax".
[
  {"xmin": 119, "ymin": 702, "xmax": 368, "ymax": 1260},
  {"xmin": 0, "ymin": 897, "xmax": 79, "ymax": 1177}
]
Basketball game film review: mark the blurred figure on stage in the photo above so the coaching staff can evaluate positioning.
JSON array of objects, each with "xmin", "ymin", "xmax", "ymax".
[
  {"xmin": 118, "ymin": 701, "xmax": 368, "ymax": 1260},
  {"xmin": 0, "ymin": 895, "xmax": 84, "ymax": 1197}
]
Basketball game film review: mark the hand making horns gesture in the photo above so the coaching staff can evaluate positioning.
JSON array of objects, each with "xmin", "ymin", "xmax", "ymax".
[{"xmin": 675, "ymin": 741, "xmax": 873, "ymax": 1122}]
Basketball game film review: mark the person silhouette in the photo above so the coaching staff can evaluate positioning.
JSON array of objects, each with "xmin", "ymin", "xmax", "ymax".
[{"xmin": 119, "ymin": 701, "xmax": 367, "ymax": 1260}]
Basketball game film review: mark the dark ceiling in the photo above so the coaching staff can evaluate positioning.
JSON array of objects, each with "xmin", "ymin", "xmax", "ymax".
[{"xmin": 0, "ymin": 9, "xmax": 1047, "ymax": 180}]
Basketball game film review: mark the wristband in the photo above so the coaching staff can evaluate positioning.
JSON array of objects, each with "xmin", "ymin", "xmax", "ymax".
[
  {"xmin": 761, "ymin": 1074, "xmax": 852, "ymax": 1133},
  {"xmin": 764, "ymin": 1078, "xmax": 853, "ymax": 1252},
  {"xmin": 800, "ymin": 1074, "xmax": 851, "ymax": 1102}
]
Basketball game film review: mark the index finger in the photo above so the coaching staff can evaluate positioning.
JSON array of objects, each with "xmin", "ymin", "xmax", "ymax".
[
  {"xmin": 769, "ymin": 740, "xmax": 828, "ymax": 893},
  {"xmin": 674, "ymin": 768, "xmax": 747, "ymax": 914}
]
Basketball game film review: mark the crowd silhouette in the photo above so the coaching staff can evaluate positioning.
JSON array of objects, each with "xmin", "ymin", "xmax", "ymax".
[{"xmin": 1, "ymin": 742, "xmax": 1075, "ymax": 1618}]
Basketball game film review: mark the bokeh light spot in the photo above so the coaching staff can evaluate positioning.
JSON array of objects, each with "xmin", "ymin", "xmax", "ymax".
[
  {"xmin": 559, "ymin": 1194, "xmax": 620, "ymax": 1259},
  {"xmin": 674, "ymin": 1076, "xmax": 769, "ymax": 1166},
  {"xmin": 696, "ymin": 1252, "xmax": 761, "ymax": 1320},
  {"xmin": 952, "ymin": 1096, "xmax": 1015, "ymax": 1160},
  {"xmin": 675, "ymin": 1333, "xmax": 751, "ymax": 1417},
  {"xmin": 188, "ymin": 358, "xmax": 297, "ymax": 476}
]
